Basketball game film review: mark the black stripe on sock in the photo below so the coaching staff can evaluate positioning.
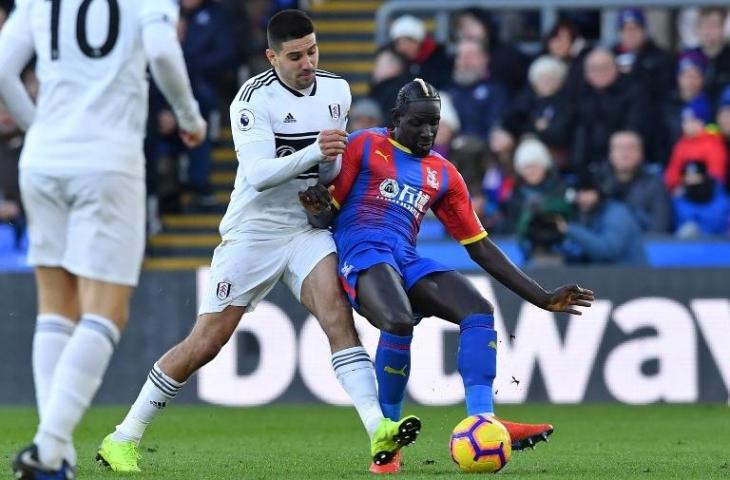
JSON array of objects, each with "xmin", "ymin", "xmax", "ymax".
[
  {"xmin": 150, "ymin": 368, "xmax": 181, "ymax": 395},
  {"xmin": 332, "ymin": 353, "xmax": 372, "ymax": 370},
  {"xmin": 332, "ymin": 358, "xmax": 373, "ymax": 371},
  {"xmin": 331, "ymin": 350, "xmax": 368, "ymax": 366},
  {"xmin": 151, "ymin": 366, "xmax": 183, "ymax": 392},
  {"xmin": 148, "ymin": 372, "xmax": 177, "ymax": 398}
]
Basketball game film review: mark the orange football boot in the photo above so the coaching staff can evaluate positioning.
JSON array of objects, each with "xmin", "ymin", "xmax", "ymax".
[
  {"xmin": 493, "ymin": 417, "xmax": 553, "ymax": 450},
  {"xmin": 369, "ymin": 451, "xmax": 401, "ymax": 474}
]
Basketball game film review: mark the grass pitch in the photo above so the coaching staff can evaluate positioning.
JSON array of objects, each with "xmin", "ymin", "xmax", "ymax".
[{"xmin": 2, "ymin": 404, "xmax": 728, "ymax": 479}]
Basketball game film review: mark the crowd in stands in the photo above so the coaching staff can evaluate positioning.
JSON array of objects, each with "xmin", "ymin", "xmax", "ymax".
[
  {"xmin": 365, "ymin": 6, "xmax": 730, "ymax": 265},
  {"xmin": 1, "ymin": 1, "xmax": 730, "ymax": 266}
]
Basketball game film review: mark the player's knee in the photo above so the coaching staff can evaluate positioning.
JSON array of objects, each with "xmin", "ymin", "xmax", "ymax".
[
  {"xmin": 318, "ymin": 308, "xmax": 360, "ymax": 350},
  {"xmin": 461, "ymin": 297, "xmax": 494, "ymax": 318},
  {"xmin": 378, "ymin": 310, "xmax": 414, "ymax": 337}
]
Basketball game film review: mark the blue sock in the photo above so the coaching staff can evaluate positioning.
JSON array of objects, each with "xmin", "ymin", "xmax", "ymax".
[
  {"xmin": 458, "ymin": 313, "xmax": 496, "ymax": 416},
  {"xmin": 375, "ymin": 331, "xmax": 412, "ymax": 421}
]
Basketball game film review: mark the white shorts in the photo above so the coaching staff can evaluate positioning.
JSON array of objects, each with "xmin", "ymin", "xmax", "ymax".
[
  {"xmin": 20, "ymin": 170, "xmax": 146, "ymax": 286},
  {"xmin": 199, "ymin": 228, "xmax": 336, "ymax": 315}
]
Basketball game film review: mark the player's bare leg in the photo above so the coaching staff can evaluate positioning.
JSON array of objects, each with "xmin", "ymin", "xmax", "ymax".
[
  {"xmin": 156, "ymin": 306, "xmax": 245, "ymax": 381},
  {"xmin": 409, "ymin": 271, "xmax": 553, "ymax": 450},
  {"xmin": 300, "ymin": 254, "xmax": 420, "ymax": 469}
]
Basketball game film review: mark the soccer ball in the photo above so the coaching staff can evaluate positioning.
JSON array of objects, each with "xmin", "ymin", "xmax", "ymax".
[{"xmin": 449, "ymin": 415, "xmax": 512, "ymax": 473}]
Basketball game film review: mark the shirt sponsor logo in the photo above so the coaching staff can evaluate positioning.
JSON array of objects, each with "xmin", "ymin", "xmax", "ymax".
[{"xmin": 378, "ymin": 178, "xmax": 430, "ymax": 219}]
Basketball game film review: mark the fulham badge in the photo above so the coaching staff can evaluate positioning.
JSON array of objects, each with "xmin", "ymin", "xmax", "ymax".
[{"xmin": 216, "ymin": 281, "xmax": 231, "ymax": 300}]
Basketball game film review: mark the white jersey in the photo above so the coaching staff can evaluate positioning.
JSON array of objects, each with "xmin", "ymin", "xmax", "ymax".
[
  {"xmin": 14, "ymin": 0, "xmax": 179, "ymax": 177},
  {"xmin": 221, "ymin": 68, "xmax": 351, "ymax": 237}
]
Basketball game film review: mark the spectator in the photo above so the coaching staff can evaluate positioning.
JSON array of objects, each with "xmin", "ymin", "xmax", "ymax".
[
  {"xmin": 613, "ymin": 8, "xmax": 675, "ymax": 167},
  {"xmin": 452, "ymin": 8, "xmax": 530, "ymax": 96},
  {"xmin": 716, "ymin": 86, "xmax": 730, "ymax": 190},
  {"xmin": 389, "ymin": 15, "xmax": 452, "ymax": 89},
  {"xmin": 664, "ymin": 102, "xmax": 728, "ymax": 192},
  {"xmin": 689, "ymin": 8, "xmax": 730, "ymax": 108},
  {"xmin": 505, "ymin": 138, "xmax": 572, "ymax": 247},
  {"xmin": 571, "ymin": 47, "xmax": 644, "ymax": 174},
  {"xmin": 368, "ymin": 47, "xmax": 411, "ymax": 125},
  {"xmin": 348, "ymin": 98, "xmax": 382, "ymax": 133},
  {"xmin": 433, "ymin": 92, "xmax": 460, "ymax": 157},
  {"xmin": 0, "ymin": 4, "xmax": 7, "ymax": 30},
  {"xmin": 557, "ymin": 175, "xmax": 646, "ymax": 265},
  {"xmin": 543, "ymin": 19, "xmax": 587, "ymax": 95},
  {"xmin": 176, "ymin": 0, "xmax": 237, "ymax": 208},
  {"xmin": 492, "ymin": 55, "xmax": 573, "ymax": 168},
  {"xmin": 665, "ymin": 52, "xmax": 712, "ymax": 144},
  {"xmin": 446, "ymin": 39, "xmax": 508, "ymax": 143},
  {"xmin": 598, "ymin": 131, "xmax": 672, "ymax": 233},
  {"xmin": 673, "ymin": 161, "xmax": 730, "ymax": 237}
]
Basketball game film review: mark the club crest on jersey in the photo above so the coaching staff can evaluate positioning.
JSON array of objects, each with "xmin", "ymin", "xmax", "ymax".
[
  {"xmin": 379, "ymin": 179, "xmax": 400, "ymax": 199},
  {"xmin": 426, "ymin": 167, "xmax": 440, "ymax": 189},
  {"xmin": 216, "ymin": 281, "xmax": 231, "ymax": 300},
  {"xmin": 328, "ymin": 103, "xmax": 341, "ymax": 119},
  {"xmin": 237, "ymin": 109, "xmax": 254, "ymax": 131}
]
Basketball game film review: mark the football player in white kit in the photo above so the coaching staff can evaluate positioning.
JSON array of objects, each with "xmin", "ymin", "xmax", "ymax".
[
  {"xmin": 95, "ymin": 9, "xmax": 420, "ymax": 474},
  {"xmin": 0, "ymin": 0, "xmax": 207, "ymax": 478}
]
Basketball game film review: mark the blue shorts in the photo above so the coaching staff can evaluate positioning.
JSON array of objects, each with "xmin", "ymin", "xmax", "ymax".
[{"xmin": 335, "ymin": 230, "xmax": 452, "ymax": 311}]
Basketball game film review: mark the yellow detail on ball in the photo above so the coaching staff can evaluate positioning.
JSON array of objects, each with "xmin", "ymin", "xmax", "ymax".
[{"xmin": 449, "ymin": 415, "xmax": 512, "ymax": 473}]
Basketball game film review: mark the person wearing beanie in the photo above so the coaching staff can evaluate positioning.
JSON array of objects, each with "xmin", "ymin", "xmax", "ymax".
[
  {"xmin": 505, "ymin": 138, "xmax": 572, "ymax": 256},
  {"xmin": 389, "ymin": 15, "xmax": 452, "ymax": 88},
  {"xmin": 665, "ymin": 51, "xmax": 713, "ymax": 144},
  {"xmin": 613, "ymin": 7, "xmax": 675, "ymax": 166},
  {"xmin": 664, "ymin": 101, "xmax": 728, "ymax": 192},
  {"xmin": 673, "ymin": 160, "xmax": 730, "ymax": 237}
]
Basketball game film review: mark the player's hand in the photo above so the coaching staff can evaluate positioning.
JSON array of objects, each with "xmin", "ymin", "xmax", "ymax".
[
  {"xmin": 298, "ymin": 184, "xmax": 334, "ymax": 215},
  {"xmin": 179, "ymin": 119, "xmax": 207, "ymax": 149},
  {"xmin": 544, "ymin": 285, "xmax": 594, "ymax": 315},
  {"xmin": 318, "ymin": 129, "xmax": 348, "ymax": 161}
]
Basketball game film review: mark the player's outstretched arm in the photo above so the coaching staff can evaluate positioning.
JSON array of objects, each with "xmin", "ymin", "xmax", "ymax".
[
  {"xmin": 142, "ymin": 15, "xmax": 206, "ymax": 147},
  {"xmin": 298, "ymin": 185, "xmax": 336, "ymax": 229},
  {"xmin": 0, "ymin": 2, "xmax": 36, "ymax": 130},
  {"xmin": 465, "ymin": 237, "xmax": 594, "ymax": 315}
]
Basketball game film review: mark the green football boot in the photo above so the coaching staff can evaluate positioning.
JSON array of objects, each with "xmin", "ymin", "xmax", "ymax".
[
  {"xmin": 96, "ymin": 433, "xmax": 142, "ymax": 473},
  {"xmin": 370, "ymin": 415, "xmax": 422, "ymax": 466}
]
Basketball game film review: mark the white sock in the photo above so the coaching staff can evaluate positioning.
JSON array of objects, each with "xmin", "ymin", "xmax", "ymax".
[
  {"xmin": 34, "ymin": 314, "xmax": 120, "ymax": 470},
  {"xmin": 32, "ymin": 314, "xmax": 75, "ymax": 418},
  {"xmin": 332, "ymin": 347, "xmax": 384, "ymax": 438},
  {"xmin": 113, "ymin": 363, "xmax": 185, "ymax": 444}
]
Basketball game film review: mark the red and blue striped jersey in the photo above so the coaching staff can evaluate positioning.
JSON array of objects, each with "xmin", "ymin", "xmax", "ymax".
[{"xmin": 330, "ymin": 128, "xmax": 487, "ymax": 245}]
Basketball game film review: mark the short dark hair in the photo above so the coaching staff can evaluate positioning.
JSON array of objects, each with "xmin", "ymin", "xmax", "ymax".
[
  {"xmin": 699, "ymin": 7, "xmax": 727, "ymax": 22},
  {"xmin": 394, "ymin": 78, "xmax": 440, "ymax": 113},
  {"xmin": 267, "ymin": 9, "xmax": 315, "ymax": 51}
]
